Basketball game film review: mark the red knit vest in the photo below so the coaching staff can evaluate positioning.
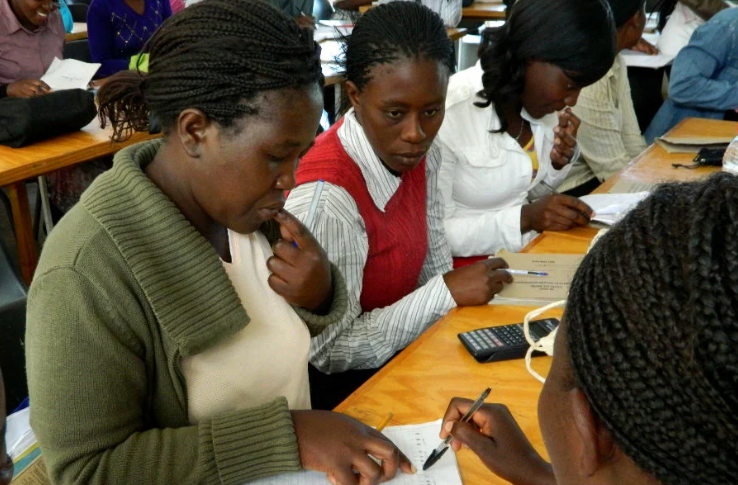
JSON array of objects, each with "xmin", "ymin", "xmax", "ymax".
[{"xmin": 295, "ymin": 120, "xmax": 428, "ymax": 312}]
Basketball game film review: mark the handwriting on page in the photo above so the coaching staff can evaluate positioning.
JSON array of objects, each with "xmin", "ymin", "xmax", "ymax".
[{"xmin": 247, "ymin": 420, "xmax": 462, "ymax": 485}]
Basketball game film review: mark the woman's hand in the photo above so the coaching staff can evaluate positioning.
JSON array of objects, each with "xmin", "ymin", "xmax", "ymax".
[
  {"xmin": 7, "ymin": 79, "xmax": 52, "ymax": 98},
  {"xmin": 267, "ymin": 209, "xmax": 332, "ymax": 314},
  {"xmin": 521, "ymin": 194, "xmax": 593, "ymax": 233},
  {"xmin": 440, "ymin": 399, "xmax": 555, "ymax": 485},
  {"xmin": 292, "ymin": 410, "xmax": 415, "ymax": 485},
  {"xmin": 444, "ymin": 258, "xmax": 513, "ymax": 306},
  {"xmin": 550, "ymin": 109, "xmax": 580, "ymax": 169},
  {"xmin": 632, "ymin": 37, "xmax": 659, "ymax": 55}
]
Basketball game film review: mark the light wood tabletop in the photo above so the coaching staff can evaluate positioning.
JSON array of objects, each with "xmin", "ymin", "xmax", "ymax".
[
  {"xmin": 0, "ymin": 122, "xmax": 158, "ymax": 284},
  {"xmin": 462, "ymin": 3, "xmax": 506, "ymax": 20},
  {"xmin": 597, "ymin": 117, "xmax": 736, "ymax": 193},
  {"xmin": 65, "ymin": 22, "xmax": 88, "ymax": 42},
  {"xmin": 334, "ymin": 117, "xmax": 733, "ymax": 484}
]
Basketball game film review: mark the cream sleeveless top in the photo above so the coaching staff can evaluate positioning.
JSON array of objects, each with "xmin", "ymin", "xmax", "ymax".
[{"xmin": 182, "ymin": 230, "xmax": 311, "ymax": 424}]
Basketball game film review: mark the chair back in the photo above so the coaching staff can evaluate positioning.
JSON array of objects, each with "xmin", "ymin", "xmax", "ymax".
[
  {"xmin": 64, "ymin": 38, "xmax": 93, "ymax": 63},
  {"xmin": 0, "ymin": 243, "xmax": 28, "ymax": 414}
]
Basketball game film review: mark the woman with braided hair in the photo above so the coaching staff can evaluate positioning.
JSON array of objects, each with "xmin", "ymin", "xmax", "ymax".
[
  {"xmin": 440, "ymin": 172, "xmax": 738, "ymax": 484},
  {"xmin": 24, "ymin": 1, "xmax": 414, "ymax": 484}
]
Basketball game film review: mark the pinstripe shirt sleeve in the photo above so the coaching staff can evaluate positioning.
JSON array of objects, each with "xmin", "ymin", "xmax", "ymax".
[{"xmin": 285, "ymin": 178, "xmax": 456, "ymax": 373}]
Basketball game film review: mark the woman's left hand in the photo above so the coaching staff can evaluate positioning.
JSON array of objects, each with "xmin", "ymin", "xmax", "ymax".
[
  {"xmin": 267, "ymin": 209, "xmax": 333, "ymax": 314},
  {"xmin": 550, "ymin": 108, "xmax": 580, "ymax": 169}
]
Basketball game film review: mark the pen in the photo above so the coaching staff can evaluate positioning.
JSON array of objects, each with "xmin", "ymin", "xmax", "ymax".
[
  {"xmin": 423, "ymin": 387, "xmax": 492, "ymax": 471},
  {"xmin": 539, "ymin": 180, "xmax": 559, "ymax": 195},
  {"xmin": 506, "ymin": 269, "xmax": 548, "ymax": 276},
  {"xmin": 375, "ymin": 413, "xmax": 393, "ymax": 433}
]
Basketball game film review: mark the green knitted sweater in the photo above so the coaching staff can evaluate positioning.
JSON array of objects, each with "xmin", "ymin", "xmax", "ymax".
[{"xmin": 25, "ymin": 140, "xmax": 348, "ymax": 485}]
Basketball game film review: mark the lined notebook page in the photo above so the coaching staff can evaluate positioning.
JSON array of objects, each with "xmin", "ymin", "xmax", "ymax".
[{"xmin": 248, "ymin": 420, "xmax": 462, "ymax": 485}]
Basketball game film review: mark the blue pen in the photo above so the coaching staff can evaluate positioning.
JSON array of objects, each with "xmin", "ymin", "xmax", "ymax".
[
  {"xmin": 293, "ymin": 180, "xmax": 324, "ymax": 247},
  {"xmin": 506, "ymin": 269, "xmax": 548, "ymax": 276}
]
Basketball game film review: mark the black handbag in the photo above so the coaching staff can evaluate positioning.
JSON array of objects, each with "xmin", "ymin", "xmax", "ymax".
[{"xmin": 0, "ymin": 89, "xmax": 97, "ymax": 148}]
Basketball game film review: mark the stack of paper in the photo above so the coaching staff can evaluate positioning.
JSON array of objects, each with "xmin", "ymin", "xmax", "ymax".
[
  {"xmin": 40, "ymin": 57, "xmax": 100, "ymax": 91},
  {"xmin": 580, "ymin": 192, "xmax": 650, "ymax": 226},
  {"xmin": 491, "ymin": 250, "xmax": 584, "ymax": 307},
  {"xmin": 247, "ymin": 420, "xmax": 462, "ymax": 485},
  {"xmin": 5, "ymin": 407, "xmax": 51, "ymax": 484},
  {"xmin": 655, "ymin": 134, "xmax": 733, "ymax": 154},
  {"xmin": 607, "ymin": 178, "xmax": 654, "ymax": 194}
]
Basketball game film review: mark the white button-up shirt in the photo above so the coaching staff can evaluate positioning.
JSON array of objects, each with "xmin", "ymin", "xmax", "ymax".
[{"xmin": 436, "ymin": 63, "xmax": 574, "ymax": 257}]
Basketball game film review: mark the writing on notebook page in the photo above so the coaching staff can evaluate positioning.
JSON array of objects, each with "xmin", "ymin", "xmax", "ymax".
[{"xmin": 247, "ymin": 420, "xmax": 462, "ymax": 485}]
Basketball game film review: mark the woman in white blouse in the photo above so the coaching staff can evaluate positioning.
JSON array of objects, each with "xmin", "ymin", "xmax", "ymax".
[{"xmin": 437, "ymin": 0, "xmax": 617, "ymax": 262}]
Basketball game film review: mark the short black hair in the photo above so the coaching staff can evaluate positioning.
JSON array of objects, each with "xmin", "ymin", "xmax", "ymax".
[
  {"xmin": 607, "ymin": 0, "xmax": 646, "ymax": 28},
  {"xmin": 344, "ymin": 1, "xmax": 455, "ymax": 92},
  {"xmin": 98, "ymin": 0, "xmax": 323, "ymax": 142},
  {"xmin": 566, "ymin": 173, "xmax": 738, "ymax": 484},
  {"xmin": 476, "ymin": 0, "xmax": 616, "ymax": 132}
]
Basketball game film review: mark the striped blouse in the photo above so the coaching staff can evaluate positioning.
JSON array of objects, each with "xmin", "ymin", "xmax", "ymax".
[{"xmin": 285, "ymin": 110, "xmax": 456, "ymax": 373}]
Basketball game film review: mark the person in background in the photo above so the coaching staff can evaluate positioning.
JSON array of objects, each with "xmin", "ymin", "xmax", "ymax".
[
  {"xmin": 644, "ymin": 7, "xmax": 738, "ymax": 142},
  {"xmin": 0, "ymin": 369, "xmax": 12, "ymax": 485},
  {"xmin": 0, "ymin": 0, "xmax": 64, "ymax": 98},
  {"xmin": 287, "ymin": 2, "xmax": 512, "ymax": 410},
  {"xmin": 185, "ymin": 0, "xmax": 314, "ymax": 27},
  {"xmin": 378, "ymin": 0, "xmax": 462, "ymax": 27},
  {"xmin": 86, "ymin": 0, "xmax": 172, "ymax": 78},
  {"xmin": 440, "ymin": 173, "xmax": 738, "ymax": 485},
  {"xmin": 436, "ymin": 0, "xmax": 615, "ymax": 264},
  {"xmin": 168, "ymin": 0, "xmax": 183, "ymax": 13},
  {"xmin": 60, "ymin": 0, "xmax": 73, "ymax": 32},
  {"xmin": 560, "ymin": 0, "xmax": 648, "ymax": 196},
  {"xmin": 26, "ymin": 2, "xmax": 414, "ymax": 484},
  {"xmin": 656, "ymin": 0, "xmax": 729, "ymax": 57}
]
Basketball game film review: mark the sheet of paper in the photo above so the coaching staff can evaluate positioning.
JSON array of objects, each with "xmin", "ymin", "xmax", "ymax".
[
  {"xmin": 580, "ymin": 192, "xmax": 649, "ymax": 226},
  {"xmin": 608, "ymin": 178, "xmax": 654, "ymax": 194},
  {"xmin": 492, "ymin": 251, "xmax": 584, "ymax": 305},
  {"xmin": 319, "ymin": 40, "xmax": 345, "ymax": 64},
  {"xmin": 315, "ymin": 25, "xmax": 352, "ymax": 43},
  {"xmin": 655, "ymin": 134, "xmax": 732, "ymax": 154},
  {"xmin": 40, "ymin": 57, "xmax": 100, "ymax": 91},
  {"xmin": 247, "ymin": 420, "xmax": 461, "ymax": 485},
  {"xmin": 620, "ymin": 50, "xmax": 674, "ymax": 69}
]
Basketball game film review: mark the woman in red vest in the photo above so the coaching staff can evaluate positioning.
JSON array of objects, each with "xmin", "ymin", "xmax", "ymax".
[{"xmin": 286, "ymin": 1, "xmax": 512, "ymax": 409}]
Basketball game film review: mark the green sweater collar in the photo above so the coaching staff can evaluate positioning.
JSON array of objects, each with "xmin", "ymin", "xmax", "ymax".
[{"xmin": 80, "ymin": 139, "xmax": 249, "ymax": 357}]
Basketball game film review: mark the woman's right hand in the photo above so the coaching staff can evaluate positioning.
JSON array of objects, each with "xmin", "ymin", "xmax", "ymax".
[
  {"xmin": 444, "ymin": 258, "xmax": 513, "ymax": 306},
  {"xmin": 521, "ymin": 194, "xmax": 593, "ymax": 233},
  {"xmin": 292, "ymin": 410, "xmax": 415, "ymax": 485},
  {"xmin": 6, "ymin": 79, "xmax": 52, "ymax": 98},
  {"xmin": 440, "ymin": 399, "xmax": 555, "ymax": 485}
]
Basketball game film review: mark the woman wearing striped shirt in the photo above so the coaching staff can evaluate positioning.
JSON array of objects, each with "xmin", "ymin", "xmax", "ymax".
[{"xmin": 286, "ymin": 2, "xmax": 511, "ymax": 409}]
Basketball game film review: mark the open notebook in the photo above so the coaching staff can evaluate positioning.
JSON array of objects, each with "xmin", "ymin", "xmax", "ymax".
[{"xmin": 247, "ymin": 420, "xmax": 462, "ymax": 485}]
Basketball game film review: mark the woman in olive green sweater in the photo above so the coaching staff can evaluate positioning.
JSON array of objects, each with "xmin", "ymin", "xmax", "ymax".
[{"xmin": 25, "ymin": 1, "xmax": 413, "ymax": 484}]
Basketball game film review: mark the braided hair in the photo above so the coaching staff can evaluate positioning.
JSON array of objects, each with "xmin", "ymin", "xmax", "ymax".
[
  {"xmin": 344, "ymin": 1, "xmax": 455, "ymax": 93},
  {"xmin": 476, "ymin": 0, "xmax": 616, "ymax": 133},
  {"xmin": 98, "ymin": 0, "xmax": 323, "ymax": 142},
  {"xmin": 566, "ymin": 173, "xmax": 738, "ymax": 484}
]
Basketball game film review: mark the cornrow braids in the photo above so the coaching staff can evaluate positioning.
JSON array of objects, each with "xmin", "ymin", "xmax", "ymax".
[
  {"xmin": 566, "ymin": 173, "xmax": 738, "ymax": 484},
  {"xmin": 476, "ymin": 0, "xmax": 616, "ymax": 133},
  {"xmin": 344, "ymin": 1, "xmax": 455, "ymax": 93},
  {"xmin": 98, "ymin": 0, "xmax": 323, "ymax": 142}
]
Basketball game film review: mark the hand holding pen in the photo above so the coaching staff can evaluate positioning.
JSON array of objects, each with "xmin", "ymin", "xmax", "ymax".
[{"xmin": 438, "ymin": 396, "xmax": 554, "ymax": 485}]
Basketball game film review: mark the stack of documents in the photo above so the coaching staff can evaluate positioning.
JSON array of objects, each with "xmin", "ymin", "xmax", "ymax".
[
  {"xmin": 655, "ymin": 134, "xmax": 733, "ymax": 154},
  {"xmin": 5, "ymin": 407, "xmax": 51, "ymax": 484},
  {"xmin": 40, "ymin": 57, "xmax": 100, "ymax": 91},
  {"xmin": 491, "ymin": 250, "xmax": 584, "ymax": 307},
  {"xmin": 248, "ymin": 420, "xmax": 462, "ymax": 485},
  {"xmin": 580, "ymin": 191, "xmax": 650, "ymax": 226}
]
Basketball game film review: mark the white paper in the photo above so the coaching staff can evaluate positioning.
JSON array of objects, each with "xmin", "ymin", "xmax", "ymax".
[
  {"xmin": 620, "ymin": 50, "xmax": 674, "ymax": 69},
  {"xmin": 580, "ymin": 192, "xmax": 650, "ymax": 226},
  {"xmin": 247, "ymin": 420, "xmax": 462, "ymax": 485},
  {"xmin": 315, "ymin": 25, "xmax": 352, "ymax": 43},
  {"xmin": 4, "ymin": 407, "xmax": 36, "ymax": 460},
  {"xmin": 608, "ymin": 179, "xmax": 654, "ymax": 194},
  {"xmin": 319, "ymin": 41, "xmax": 345, "ymax": 64},
  {"xmin": 41, "ymin": 57, "xmax": 101, "ymax": 91}
]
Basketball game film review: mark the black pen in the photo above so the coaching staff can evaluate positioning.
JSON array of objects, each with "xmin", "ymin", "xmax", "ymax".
[{"xmin": 423, "ymin": 387, "xmax": 492, "ymax": 471}]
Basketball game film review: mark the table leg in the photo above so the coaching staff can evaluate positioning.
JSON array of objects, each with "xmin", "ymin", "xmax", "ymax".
[{"xmin": 7, "ymin": 182, "xmax": 37, "ymax": 284}]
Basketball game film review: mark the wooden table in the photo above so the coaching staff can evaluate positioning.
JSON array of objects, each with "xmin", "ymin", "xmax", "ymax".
[
  {"xmin": 65, "ymin": 22, "xmax": 87, "ymax": 42},
  {"xmin": 597, "ymin": 117, "xmax": 736, "ymax": 193},
  {"xmin": 462, "ymin": 3, "xmax": 506, "ymax": 20},
  {"xmin": 334, "ymin": 229, "xmax": 597, "ymax": 484},
  {"xmin": 0, "ymin": 123, "xmax": 157, "ymax": 284},
  {"xmin": 335, "ymin": 117, "xmax": 733, "ymax": 484}
]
